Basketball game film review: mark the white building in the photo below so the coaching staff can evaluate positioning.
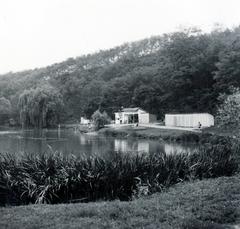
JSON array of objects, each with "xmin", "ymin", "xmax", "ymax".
[
  {"xmin": 165, "ymin": 113, "xmax": 214, "ymax": 128},
  {"xmin": 115, "ymin": 107, "xmax": 157, "ymax": 124},
  {"xmin": 80, "ymin": 117, "xmax": 90, "ymax": 125}
]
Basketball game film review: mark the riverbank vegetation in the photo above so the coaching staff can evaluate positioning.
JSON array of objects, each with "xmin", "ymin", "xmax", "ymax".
[{"xmin": 0, "ymin": 135, "xmax": 238, "ymax": 206}]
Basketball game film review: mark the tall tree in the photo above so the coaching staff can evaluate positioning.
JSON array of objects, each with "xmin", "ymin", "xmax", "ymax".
[
  {"xmin": 18, "ymin": 84, "xmax": 64, "ymax": 128},
  {"xmin": 0, "ymin": 97, "xmax": 12, "ymax": 115},
  {"xmin": 214, "ymin": 37, "xmax": 240, "ymax": 92},
  {"xmin": 0, "ymin": 97, "xmax": 12, "ymax": 125},
  {"xmin": 216, "ymin": 87, "xmax": 240, "ymax": 127}
]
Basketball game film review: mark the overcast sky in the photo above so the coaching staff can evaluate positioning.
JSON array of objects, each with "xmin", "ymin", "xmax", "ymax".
[{"xmin": 0, "ymin": 0, "xmax": 240, "ymax": 74}]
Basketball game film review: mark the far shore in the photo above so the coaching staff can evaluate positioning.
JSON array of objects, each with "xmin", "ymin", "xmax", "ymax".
[
  {"xmin": 1, "ymin": 123, "xmax": 237, "ymax": 144},
  {"xmin": 98, "ymin": 124, "xmax": 203, "ymax": 143},
  {"xmin": 98, "ymin": 123, "xmax": 239, "ymax": 144}
]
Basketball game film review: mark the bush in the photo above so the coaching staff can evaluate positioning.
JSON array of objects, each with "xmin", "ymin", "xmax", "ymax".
[
  {"xmin": 216, "ymin": 87, "xmax": 240, "ymax": 128},
  {"xmin": 92, "ymin": 110, "xmax": 111, "ymax": 130}
]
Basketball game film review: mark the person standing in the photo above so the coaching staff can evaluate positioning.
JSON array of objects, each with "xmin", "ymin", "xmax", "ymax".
[{"xmin": 198, "ymin": 122, "xmax": 202, "ymax": 129}]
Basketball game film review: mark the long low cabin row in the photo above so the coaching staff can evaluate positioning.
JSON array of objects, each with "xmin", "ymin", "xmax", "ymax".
[{"xmin": 165, "ymin": 113, "xmax": 214, "ymax": 128}]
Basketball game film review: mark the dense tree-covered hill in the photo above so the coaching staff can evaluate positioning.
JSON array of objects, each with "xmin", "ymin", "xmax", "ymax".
[{"xmin": 1, "ymin": 26, "xmax": 240, "ymax": 126}]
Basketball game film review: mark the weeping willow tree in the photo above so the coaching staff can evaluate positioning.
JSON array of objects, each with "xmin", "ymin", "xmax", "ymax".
[{"xmin": 18, "ymin": 84, "xmax": 64, "ymax": 128}]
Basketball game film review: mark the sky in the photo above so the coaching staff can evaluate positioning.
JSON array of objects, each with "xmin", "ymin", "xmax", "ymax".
[{"xmin": 0, "ymin": 0, "xmax": 240, "ymax": 74}]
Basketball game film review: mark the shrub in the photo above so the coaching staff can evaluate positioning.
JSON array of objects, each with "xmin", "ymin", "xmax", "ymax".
[
  {"xmin": 92, "ymin": 110, "xmax": 111, "ymax": 130},
  {"xmin": 216, "ymin": 87, "xmax": 240, "ymax": 128}
]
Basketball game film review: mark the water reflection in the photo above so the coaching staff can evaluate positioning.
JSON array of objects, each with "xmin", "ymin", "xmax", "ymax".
[
  {"xmin": 114, "ymin": 139, "xmax": 149, "ymax": 153},
  {"xmin": 0, "ymin": 129, "xmax": 198, "ymax": 156}
]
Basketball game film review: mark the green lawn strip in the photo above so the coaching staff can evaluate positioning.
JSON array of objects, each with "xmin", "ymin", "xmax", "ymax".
[
  {"xmin": 1, "ymin": 174, "xmax": 240, "ymax": 229},
  {"xmin": 100, "ymin": 127, "xmax": 199, "ymax": 141}
]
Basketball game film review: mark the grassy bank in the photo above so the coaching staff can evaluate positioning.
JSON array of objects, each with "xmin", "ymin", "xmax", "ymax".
[
  {"xmin": 99, "ymin": 126, "xmax": 202, "ymax": 142},
  {"xmin": 99, "ymin": 126, "xmax": 240, "ymax": 145},
  {"xmin": 203, "ymin": 126, "xmax": 240, "ymax": 138},
  {"xmin": 1, "ymin": 174, "xmax": 240, "ymax": 229},
  {"xmin": 0, "ymin": 136, "xmax": 238, "ymax": 206}
]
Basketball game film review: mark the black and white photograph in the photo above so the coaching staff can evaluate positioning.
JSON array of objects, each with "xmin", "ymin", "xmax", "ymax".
[{"xmin": 1, "ymin": 0, "xmax": 240, "ymax": 228}]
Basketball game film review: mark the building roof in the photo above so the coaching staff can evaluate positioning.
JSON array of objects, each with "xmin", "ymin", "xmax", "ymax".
[
  {"xmin": 165, "ymin": 113, "xmax": 213, "ymax": 116},
  {"xmin": 114, "ymin": 107, "xmax": 149, "ymax": 114},
  {"xmin": 122, "ymin": 107, "xmax": 141, "ymax": 112}
]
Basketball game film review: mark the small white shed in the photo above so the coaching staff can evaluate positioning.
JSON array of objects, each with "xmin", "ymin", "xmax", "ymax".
[
  {"xmin": 80, "ymin": 117, "xmax": 90, "ymax": 125},
  {"xmin": 165, "ymin": 113, "xmax": 214, "ymax": 128},
  {"xmin": 115, "ymin": 107, "xmax": 157, "ymax": 124}
]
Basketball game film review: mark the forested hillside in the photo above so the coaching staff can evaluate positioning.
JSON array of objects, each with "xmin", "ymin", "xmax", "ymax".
[{"xmin": 1, "ymin": 26, "xmax": 240, "ymax": 127}]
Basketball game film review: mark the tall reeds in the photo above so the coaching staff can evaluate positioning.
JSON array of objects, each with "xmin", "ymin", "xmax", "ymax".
[{"xmin": 0, "ymin": 138, "xmax": 238, "ymax": 206}]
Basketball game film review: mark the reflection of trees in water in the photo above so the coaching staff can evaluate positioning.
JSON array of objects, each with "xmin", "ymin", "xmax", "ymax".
[
  {"xmin": 14, "ymin": 129, "xmax": 64, "ymax": 155},
  {"xmin": 1, "ymin": 130, "xmax": 199, "ymax": 158}
]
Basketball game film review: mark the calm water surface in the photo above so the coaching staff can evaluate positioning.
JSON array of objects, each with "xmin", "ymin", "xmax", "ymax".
[{"xmin": 0, "ymin": 129, "xmax": 198, "ymax": 157}]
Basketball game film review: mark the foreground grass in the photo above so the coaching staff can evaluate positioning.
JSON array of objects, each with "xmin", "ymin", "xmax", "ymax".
[{"xmin": 1, "ymin": 174, "xmax": 240, "ymax": 229}]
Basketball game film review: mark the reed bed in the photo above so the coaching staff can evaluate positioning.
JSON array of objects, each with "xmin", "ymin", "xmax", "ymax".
[{"xmin": 0, "ymin": 137, "xmax": 239, "ymax": 206}]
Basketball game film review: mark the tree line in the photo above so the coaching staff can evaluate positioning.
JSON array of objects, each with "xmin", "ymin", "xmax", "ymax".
[{"xmin": 0, "ymin": 26, "xmax": 240, "ymax": 128}]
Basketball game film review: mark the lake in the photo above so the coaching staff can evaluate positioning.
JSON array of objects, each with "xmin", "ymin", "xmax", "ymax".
[{"xmin": 0, "ymin": 129, "xmax": 198, "ymax": 157}]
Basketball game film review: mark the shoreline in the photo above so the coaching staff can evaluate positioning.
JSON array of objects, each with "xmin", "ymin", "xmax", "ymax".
[{"xmin": 98, "ymin": 125, "xmax": 206, "ymax": 143}]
